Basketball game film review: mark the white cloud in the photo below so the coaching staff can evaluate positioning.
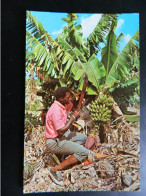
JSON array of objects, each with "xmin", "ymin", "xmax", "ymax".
[
  {"xmin": 124, "ymin": 34, "xmax": 132, "ymax": 43},
  {"xmin": 51, "ymin": 29, "xmax": 62, "ymax": 36},
  {"xmin": 51, "ymin": 24, "xmax": 66, "ymax": 38},
  {"xmin": 115, "ymin": 19, "xmax": 124, "ymax": 36},
  {"xmin": 117, "ymin": 19, "xmax": 124, "ymax": 29},
  {"xmin": 81, "ymin": 14, "xmax": 102, "ymax": 38},
  {"xmin": 119, "ymin": 34, "xmax": 132, "ymax": 52}
]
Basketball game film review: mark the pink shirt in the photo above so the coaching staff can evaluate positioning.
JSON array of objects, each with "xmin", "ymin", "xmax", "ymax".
[{"xmin": 44, "ymin": 100, "xmax": 68, "ymax": 139}]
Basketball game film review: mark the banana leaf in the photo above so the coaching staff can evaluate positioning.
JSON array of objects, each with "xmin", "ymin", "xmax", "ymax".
[
  {"xmin": 87, "ymin": 14, "xmax": 118, "ymax": 55},
  {"xmin": 26, "ymin": 11, "xmax": 47, "ymax": 44},
  {"xmin": 125, "ymin": 115, "xmax": 139, "ymax": 122},
  {"xmin": 106, "ymin": 30, "xmax": 139, "ymax": 86},
  {"xmin": 101, "ymin": 29, "xmax": 118, "ymax": 75}
]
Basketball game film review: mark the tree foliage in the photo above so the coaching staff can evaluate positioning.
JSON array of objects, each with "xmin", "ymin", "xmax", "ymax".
[{"xmin": 26, "ymin": 11, "xmax": 139, "ymax": 97}]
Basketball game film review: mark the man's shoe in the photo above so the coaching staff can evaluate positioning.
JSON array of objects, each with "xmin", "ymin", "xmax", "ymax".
[{"xmin": 49, "ymin": 169, "xmax": 64, "ymax": 186}]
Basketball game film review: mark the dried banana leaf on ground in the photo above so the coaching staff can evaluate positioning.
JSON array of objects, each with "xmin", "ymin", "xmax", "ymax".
[
  {"xmin": 123, "ymin": 180, "xmax": 140, "ymax": 191},
  {"xmin": 94, "ymin": 153, "xmax": 111, "ymax": 160},
  {"xmin": 112, "ymin": 101, "xmax": 123, "ymax": 118}
]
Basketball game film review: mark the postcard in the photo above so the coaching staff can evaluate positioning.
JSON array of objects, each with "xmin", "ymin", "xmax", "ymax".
[{"xmin": 24, "ymin": 11, "xmax": 140, "ymax": 193}]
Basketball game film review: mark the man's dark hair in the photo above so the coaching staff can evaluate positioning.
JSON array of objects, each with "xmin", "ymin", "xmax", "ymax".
[{"xmin": 54, "ymin": 87, "xmax": 70, "ymax": 100}]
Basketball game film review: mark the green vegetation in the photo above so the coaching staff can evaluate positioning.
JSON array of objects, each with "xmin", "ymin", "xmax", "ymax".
[{"xmin": 25, "ymin": 12, "xmax": 139, "ymax": 133}]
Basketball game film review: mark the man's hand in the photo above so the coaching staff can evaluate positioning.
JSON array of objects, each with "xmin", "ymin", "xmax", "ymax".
[
  {"xmin": 72, "ymin": 110, "xmax": 81, "ymax": 119},
  {"xmin": 57, "ymin": 109, "xmax": 81, "ymax": 136}
]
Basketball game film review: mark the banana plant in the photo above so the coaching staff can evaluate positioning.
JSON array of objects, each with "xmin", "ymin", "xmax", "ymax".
[{"xmin": 26, "ymin": 11, "xmax": 139, "ymax": 96}]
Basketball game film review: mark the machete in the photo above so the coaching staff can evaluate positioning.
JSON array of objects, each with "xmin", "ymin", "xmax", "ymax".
[{"xmin": 78, "ymin": 73, "xmax": 88, "ymax": 109}]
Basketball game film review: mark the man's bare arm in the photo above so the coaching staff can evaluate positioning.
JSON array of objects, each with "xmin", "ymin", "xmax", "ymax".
[
  {"xmin": 57, "ymin": 110, "xmax": 80, "ymax": 137},
  {"xmin": 57, "ymin": 116, "xmax": 75, "ymax": 137}
]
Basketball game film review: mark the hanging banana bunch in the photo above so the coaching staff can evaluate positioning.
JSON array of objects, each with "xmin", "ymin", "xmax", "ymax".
[{"xmin": 89, "ymin": 93, "xmax": 114, "ymax": 132}]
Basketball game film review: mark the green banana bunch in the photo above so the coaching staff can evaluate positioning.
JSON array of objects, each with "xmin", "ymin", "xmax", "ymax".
[{"xmin": 89, "ymin": 94, "xmax": 114, "ymax": 126}]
